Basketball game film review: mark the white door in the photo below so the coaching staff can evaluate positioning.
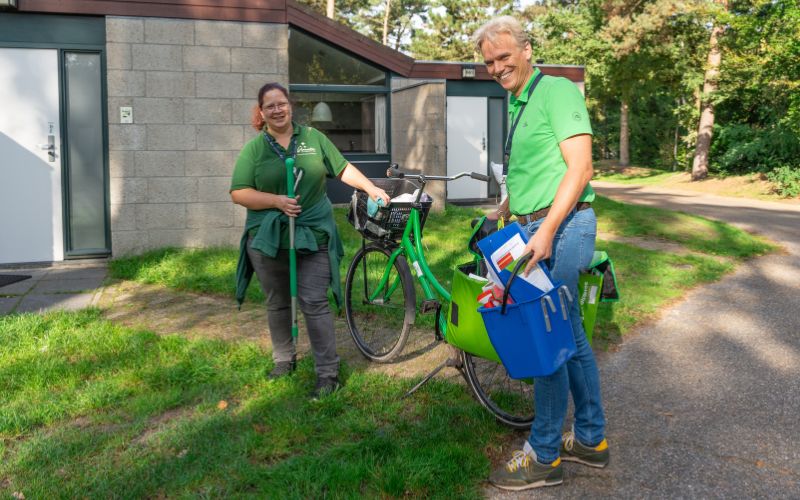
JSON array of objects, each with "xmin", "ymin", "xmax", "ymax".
[
  {"xmin": 446, "ymin": 96, "xmax": 488, "ymax": 200},
  {"xmin": 0, "ymin": 48, "xmax": 64, "ymax": 264}
]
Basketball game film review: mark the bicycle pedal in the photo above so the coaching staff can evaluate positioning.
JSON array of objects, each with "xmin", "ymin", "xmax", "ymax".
[{"xmin": 420, "ymin": 299, "xmax": 440, "ymax": 314}]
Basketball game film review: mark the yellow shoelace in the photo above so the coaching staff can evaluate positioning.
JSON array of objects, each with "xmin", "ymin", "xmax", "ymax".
[{"xmin": 505, "ymin": 450, "xmax": 532, "ymax": 472}]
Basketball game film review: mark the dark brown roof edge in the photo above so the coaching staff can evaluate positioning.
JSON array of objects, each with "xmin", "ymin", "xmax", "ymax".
[
  {"xmin": 409, "ymin": 61, "xmax": 585, "ymax": 83},
  {"xmin": 17, "ymin": 0, "xmax": 286, "ymax": 23},
  {"xmin": 14, "ymin": 0, "xmax": 583, "ymax": 82}
]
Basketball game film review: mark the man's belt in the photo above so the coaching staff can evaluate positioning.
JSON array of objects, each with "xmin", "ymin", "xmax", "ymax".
[{"xmin": 515, "ymin": 201, "xmax": 591, "ymax": 225}]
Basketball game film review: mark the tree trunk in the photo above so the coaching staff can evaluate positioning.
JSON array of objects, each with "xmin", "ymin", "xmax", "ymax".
[
  {"xmin": 619, "ymin": 100, "xmax": 630, "ymax": 167},
  {"xmin": 691, "ymin": 22, "xmax": 724, "ymax": 180},
  {"xmin": 326, "ymin": 0, "xmax": 334, "ymax": 19},
  {"xmin": 673, "ymin": 124, "xmax": 679, "ymax": 171},
  {"xmin": 382, "ymin": 0, "xmax": 392, "ymax": 46}
]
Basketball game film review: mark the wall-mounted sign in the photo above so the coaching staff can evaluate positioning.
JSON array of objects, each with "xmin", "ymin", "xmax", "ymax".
[
  {"xmin": 461, "ymin": 66, "xmax": 476, "ymax": 79},
  {"xmin": 120, "ymin": 106, "xmax": 133, "ymax": 124}
]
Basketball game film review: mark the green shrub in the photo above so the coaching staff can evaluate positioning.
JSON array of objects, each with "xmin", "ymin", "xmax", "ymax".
[
  {"xmin": 710, "ymin": 124, "xmax": 800, "ymax": 174},
  {"xmin": 766, "ymin": 165, "xmax": 800, "ymax": 198}
]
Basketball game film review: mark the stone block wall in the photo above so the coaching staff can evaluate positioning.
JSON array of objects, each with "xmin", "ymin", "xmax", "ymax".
[
  {"xmin": 390, "ymin": 78, "xmax": 447, "ymax": 211},
  {"xmin": 106, "ymin": 16, "xmax": 288, "ymax": 255}
]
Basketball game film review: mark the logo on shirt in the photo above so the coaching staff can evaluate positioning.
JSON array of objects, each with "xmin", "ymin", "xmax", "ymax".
[
  {"xmin": 572, "ymin": 112, "xmax": 582, "ymax": 122},
  {"xmin": 297, "ymin": 142, "xmax": 317, "ymax": 156}
]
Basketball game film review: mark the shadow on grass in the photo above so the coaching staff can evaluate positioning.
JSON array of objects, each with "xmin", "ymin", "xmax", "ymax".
[{"xmin": 593, "ymin": 197, "xmax": 775, "ymax": 258}]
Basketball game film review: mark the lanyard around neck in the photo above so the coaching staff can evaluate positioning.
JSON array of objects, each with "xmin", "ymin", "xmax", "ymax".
[
  {"xmin": 263, "ymin": 129, "xmax": 297, "ymax": 163},
  {"xmin": 504, "ymin": 70, "xmax": 544, "ymax": 174}
]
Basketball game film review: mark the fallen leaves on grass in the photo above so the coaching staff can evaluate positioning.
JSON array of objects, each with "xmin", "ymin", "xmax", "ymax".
[{"xmin": 217, "ymin": 400, "xmax": 228, "ymax": 410}]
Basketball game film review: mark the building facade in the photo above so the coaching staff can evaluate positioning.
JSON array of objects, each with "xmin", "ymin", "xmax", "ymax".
[{"xmin": 0, "ymin": 0, "xmax": 584, "ymax": 264}]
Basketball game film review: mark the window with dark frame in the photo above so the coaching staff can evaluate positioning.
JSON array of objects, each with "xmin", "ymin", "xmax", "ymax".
[{"xmin": 288, "ymin": 29, "xmax": 389, "ymax": 155}]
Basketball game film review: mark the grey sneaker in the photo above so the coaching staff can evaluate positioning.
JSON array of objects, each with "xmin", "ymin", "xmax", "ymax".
[
  {"xmin": 489, "ymin": 441, "xmax": 563, "ymax": 491},
  {"xmin": 560, "ymin": 430, "xmax": 610, "ymax": 468},
  {"xmin": 268, "ymin": 358, "xmax": 296, "ymax": 380},
  {"xmin": 310, "ymin": 376, "xmax": 341, "ymax": 399}
]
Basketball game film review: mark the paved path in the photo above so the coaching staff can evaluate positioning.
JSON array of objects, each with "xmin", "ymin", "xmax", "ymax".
[
  {"xmin": 489, "ymin": 183, "xmax": 800, "ymax": 498},
  {"xmin": 0, "ymin": 260, "xmax": 107, "ymax": 315}
]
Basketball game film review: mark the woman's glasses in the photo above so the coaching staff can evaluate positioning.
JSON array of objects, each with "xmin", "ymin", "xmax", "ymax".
[{"xmin": 262, "ymin": 102, "xmax": 289, "ymax": 114}]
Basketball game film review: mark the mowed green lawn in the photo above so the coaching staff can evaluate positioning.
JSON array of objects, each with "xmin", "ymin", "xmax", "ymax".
[
  {"xmin": 1, "ymin": 310, "xmax": 505, "ymax": 498},
  {"xmin": 0, "ymin": 198, "xmax": 776, "ymax": 497}
]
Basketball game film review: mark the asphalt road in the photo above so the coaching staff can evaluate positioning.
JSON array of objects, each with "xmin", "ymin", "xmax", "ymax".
[{"xmin": 487, "ymin": 183, "xmax": 800, "ymax": 499}]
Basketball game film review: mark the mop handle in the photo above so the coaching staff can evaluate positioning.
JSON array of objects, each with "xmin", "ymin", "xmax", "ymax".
[{"xmin": 286, "ymin": 157, "xmax": 298, "ymax": 340}]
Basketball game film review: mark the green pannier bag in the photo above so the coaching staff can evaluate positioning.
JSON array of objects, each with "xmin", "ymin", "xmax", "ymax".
[
  {"xmin": 579, "ymin": 251, "xmax": 620, "ymax": 344},
  {"xmin": 446, "ymin": 260, "xmax": 501, "ymax": 363},
  {"xmin": 578, "ymin": 270, "xmax": 603, "ymax": 344},
  {"xmin": 590, "ymin": 251, "xmax": 620, "ymax": 302}
]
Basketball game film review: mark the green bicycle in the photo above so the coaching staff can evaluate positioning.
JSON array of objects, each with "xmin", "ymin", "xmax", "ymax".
[{"xmin": 345, "ymin": 164, "xmax": 534, "ymax": 429}]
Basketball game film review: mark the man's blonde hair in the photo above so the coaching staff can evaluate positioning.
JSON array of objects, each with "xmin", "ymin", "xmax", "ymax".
[{"xmin": 473, "ymin": 16, "xmax": 530, "ymax": 52}]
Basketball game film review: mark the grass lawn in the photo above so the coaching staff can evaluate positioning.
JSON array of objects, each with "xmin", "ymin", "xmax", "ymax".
[{"xmin": 0, "ymin": 310, "xmax": 505, "ymax": 498}]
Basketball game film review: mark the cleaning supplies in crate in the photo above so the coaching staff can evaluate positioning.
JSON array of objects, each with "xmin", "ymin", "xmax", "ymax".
[
  {"xmin": 476, "ymin": 222, "xmax": 555, "ymax": 302},
  {"xmin": 366, "ymin": 197, "xmax": 385, "ymax": 217},
  {"xmin": 476, "ymin": 281, "xmax": 514, "ymax": 309}
]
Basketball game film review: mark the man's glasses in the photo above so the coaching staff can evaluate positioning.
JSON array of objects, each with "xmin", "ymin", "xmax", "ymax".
[{"xmin": 262, "ymin": 102, "xmax": 289, "ymax": 113}]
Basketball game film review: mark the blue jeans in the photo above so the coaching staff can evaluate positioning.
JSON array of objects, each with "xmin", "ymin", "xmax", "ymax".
[{"xmin": 523, "ymin": 208, "xmax": 606, "ymax": 463}]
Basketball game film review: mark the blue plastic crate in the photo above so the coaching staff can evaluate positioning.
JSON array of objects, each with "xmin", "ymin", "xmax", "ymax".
[{"xmin": 480, "ymin": 282, "xmax": 576, "ymax": 379}]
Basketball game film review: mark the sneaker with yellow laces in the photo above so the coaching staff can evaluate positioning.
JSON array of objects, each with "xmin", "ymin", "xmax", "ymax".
[
  {"xmin": 489, "ymin": 441, "xmax": 563, "ymax": 491},
  {"xmin": 560, "ymin": 430, "xmax": 610, "ymax": 468}
]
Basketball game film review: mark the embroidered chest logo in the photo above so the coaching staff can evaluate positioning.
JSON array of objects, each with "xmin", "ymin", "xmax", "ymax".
[{"xmin": 297, "ymin": 141, "xmax": 317, "ymax": 156}]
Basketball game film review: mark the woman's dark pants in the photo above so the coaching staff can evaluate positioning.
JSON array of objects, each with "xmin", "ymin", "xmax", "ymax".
[{"xmin": 247, "ymin": 241, "xmax": 340, "ymax": 379}]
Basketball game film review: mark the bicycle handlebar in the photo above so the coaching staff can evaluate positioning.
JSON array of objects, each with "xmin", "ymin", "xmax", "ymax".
[{"xmin": 386, "ymin": 163, "xmax": 490, "ymax": 183}]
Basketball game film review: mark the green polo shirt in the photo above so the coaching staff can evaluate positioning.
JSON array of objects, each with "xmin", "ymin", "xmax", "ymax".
[
  {"xmin": 230, "ymin": 123, "xmax": 348, "ymax": 247},
  {"xmin": 507, "ymin": 69, "xmax": 595, "ymax": 214}
]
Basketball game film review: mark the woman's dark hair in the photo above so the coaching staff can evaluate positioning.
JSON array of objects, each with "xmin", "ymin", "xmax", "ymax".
[{"xmin": 251, "ymin": 82, "xmax": 290, "ymax": 131}]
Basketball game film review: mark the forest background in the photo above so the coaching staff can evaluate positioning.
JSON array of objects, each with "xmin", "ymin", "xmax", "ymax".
[{"xmin": 300, "ymin": 0, "xmax": 800, "ymax": 197}]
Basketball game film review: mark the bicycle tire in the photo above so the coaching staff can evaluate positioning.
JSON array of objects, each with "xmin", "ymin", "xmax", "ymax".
[
  {"xmin": 462, "ymin": 350, "xmax": 535, "ymax": 429},
  {"xmin": 344, "ymin": 244, "xmax": 416, "ymax": 362}
]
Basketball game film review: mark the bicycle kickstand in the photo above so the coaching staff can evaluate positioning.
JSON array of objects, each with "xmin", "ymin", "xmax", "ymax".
[{"xmin": 402, "ymin": 347, "xmax": 462, "ymax": 398}]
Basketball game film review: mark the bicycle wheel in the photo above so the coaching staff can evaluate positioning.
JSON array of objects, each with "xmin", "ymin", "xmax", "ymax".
[
  {"xmin": 345, "ymin": 244, "xmax": 416, "ymax": 362},
  {"xmin": 462, "ymin": 351, "xmax": 535, "ymax": 429}
]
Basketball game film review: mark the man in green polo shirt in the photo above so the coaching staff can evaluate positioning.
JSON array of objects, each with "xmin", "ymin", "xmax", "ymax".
[{"xmin": 474, "ymin": 16, "xmax": 610, "ymax": 491}]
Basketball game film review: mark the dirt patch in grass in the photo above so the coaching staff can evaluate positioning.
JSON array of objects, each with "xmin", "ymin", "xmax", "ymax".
[
  {"xmin": 97, "ymin": 279, "xmax": 464, "ymax": 384},
  {"xmin": 131, "ymin": 407, "xmax": 194, "ymax": 446},
  {"xmin": 659, "ymin": 172, "xmax": 799, "ymax": 202},
  {"xmin": 596, "ymin": 164, "xmax": 656, "ymax": 177}
]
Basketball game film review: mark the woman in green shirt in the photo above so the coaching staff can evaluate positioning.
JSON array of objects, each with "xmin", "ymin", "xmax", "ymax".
[{"xmin": 231, "ymin": 82, "xmax": 389, "ymax": 398}]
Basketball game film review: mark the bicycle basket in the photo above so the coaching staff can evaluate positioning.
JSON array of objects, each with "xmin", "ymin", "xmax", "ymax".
[{"xmin": 347, "ymin": 178, "xmax": 433, "ymax": 241}]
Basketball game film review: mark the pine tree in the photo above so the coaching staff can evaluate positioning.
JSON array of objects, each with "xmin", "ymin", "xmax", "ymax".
[
  {"xmin": 692, "ymin": 0, "xmax": 728, "ymax": 180},
  {"xmin": 410, "ymin": 0, "xmax": 517, "ymax": 61}
]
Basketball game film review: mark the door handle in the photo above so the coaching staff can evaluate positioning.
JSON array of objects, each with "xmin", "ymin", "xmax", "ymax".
[
  {"xmin": 38, "ymin": 135, "xmax": 56, "ymax": 162},
  {"xmin": 481, "ymin": 136, "xmax": 486, "ymax": 151}
]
